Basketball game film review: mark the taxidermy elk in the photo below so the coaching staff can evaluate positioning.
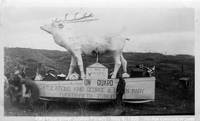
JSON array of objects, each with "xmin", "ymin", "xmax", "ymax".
[{"xmin": 40, "ymin": 13, "xmax": 130, "ymax": 79}]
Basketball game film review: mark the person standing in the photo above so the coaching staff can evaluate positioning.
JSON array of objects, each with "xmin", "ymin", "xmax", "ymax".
[
  {"xmin": 35, "ymin": 63, "xmax": 46, "ymax": 81},
  {"xmin": 116, "ymin": 77, "xmax": 126, "ymax": 106}
]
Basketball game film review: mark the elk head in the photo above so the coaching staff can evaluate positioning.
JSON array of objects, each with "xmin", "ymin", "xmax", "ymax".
[{"xmin": 40, "ymin": 12, "xmax": 98, "ymax": 34}]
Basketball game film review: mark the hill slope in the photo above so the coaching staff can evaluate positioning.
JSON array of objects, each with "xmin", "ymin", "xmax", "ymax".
[
  {"xmin": 4, "ymin": 47, "xmax": 194, "ymax": 77},
  {"xmin": 4, "ymin": 47, "xmax": 70, "ymax": 76}
]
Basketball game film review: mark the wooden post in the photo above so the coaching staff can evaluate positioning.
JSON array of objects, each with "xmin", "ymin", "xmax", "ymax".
[{"xmin": 95, "ymin": 48, "xmax": 99, "ymax": 63}]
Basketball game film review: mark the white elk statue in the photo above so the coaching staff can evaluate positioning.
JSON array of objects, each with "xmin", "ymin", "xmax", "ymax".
[{"xmin": 40, "ymin": 13, "xmax": 130, "ymax": 79}]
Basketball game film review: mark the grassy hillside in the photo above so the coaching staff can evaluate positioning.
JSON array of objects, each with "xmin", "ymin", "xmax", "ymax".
[
  {"xmin": 4, "ymin": 47, "xmax": 194, "ymax": 78},
  {"xmin": 4, "ymin": 47, "xmax": 70, "ymax": 77}
]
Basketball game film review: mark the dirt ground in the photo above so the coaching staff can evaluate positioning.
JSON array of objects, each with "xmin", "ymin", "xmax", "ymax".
[{"xmin": 4, "ymin": 87, "xmax": 194, "ymax": 116}]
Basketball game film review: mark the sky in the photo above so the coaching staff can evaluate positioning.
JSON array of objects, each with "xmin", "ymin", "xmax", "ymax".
[{"xmin": 0, "ymin": 0, "xmax": 195, "ymax": 55}]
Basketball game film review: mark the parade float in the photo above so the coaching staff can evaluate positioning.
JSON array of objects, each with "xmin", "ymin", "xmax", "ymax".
[
  {"xmin": 22, "ymin": 13, "xmax": 155, "ymax": 103},
  {"xmin": 22, "ymin": 62, "xmax": 155, "ymax": 103}
]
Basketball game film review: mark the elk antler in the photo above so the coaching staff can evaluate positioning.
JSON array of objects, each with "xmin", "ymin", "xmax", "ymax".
[
  {"xmin": 70, "ymin": 12, "xmax": 94, "ymax": 21},
  {"xmin": 54, "ymin": 13, "xmax": 98, "ymax": 23},
  {"xmin": 74, "ymin": 12, "xmax": 79, "ymax": 19},
  {"xmin": 65, "ymin": 13, "xmax": 68, "ymax": 20}
]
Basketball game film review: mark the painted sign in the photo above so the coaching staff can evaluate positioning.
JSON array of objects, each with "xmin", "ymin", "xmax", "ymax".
[
  {"xmin": 86, "ymin": 63, "xmax": 108, "ymax": 79},
  {"xmin": 31, "ymin": 77, "xmax": 155, "ymax": 100},
  {"xmin": 83, "ymin": 78, "xmax": 114, "ymax": 87},
  {"xmin": 86, "ymin": 68, "xmax": 108, "ymax": 79}
]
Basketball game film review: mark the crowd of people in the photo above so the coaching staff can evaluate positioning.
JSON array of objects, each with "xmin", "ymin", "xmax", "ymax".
[{"xmin": 4, "ymin": 63, "xmax": 42, "ymax": 105}]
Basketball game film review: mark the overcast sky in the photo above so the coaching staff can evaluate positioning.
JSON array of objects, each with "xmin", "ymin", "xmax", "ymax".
[{"xmin": 0, "ymin": 0, "xmax": 195, "ymax": 55}]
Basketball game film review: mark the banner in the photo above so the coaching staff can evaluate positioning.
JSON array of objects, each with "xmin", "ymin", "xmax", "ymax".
[{"xmin": 31, "ymin": 77, "xmax": 155, "ymax": 100}]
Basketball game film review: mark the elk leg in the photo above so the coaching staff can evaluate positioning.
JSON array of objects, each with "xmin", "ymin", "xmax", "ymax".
[
  {"xmin": 120, "ymin": 54, "xmax": 130, "ymax": 78},
  {"xmin": 74, "ymin": 50, "xmax": 86, "ymax": 79},
  {"xmin": 66, "ymin": 56, "xmax": 76, "ymax": 80},
  {"xmin": 120, "ymin": 54, "xmax": 127, "ymax": 73},
  {"xmin": 111, "ymin": 52, "xmax": 121, "ymax": 79}
]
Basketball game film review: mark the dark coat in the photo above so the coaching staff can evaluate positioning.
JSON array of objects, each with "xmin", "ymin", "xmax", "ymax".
[
  {"xmin": 116, "ymin": 77, "xmax": 126, "ymax": 94},
  {"xmin": 23, "ymin": 79, "xmax": 40, "ymax": 101},
  {"xmin": 9, "ymin": 74, "xmax": 22, "ymax": 93},
  {"xmin": 37, "ymin": 66, "xmax": 46, "ymax": 77}
]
